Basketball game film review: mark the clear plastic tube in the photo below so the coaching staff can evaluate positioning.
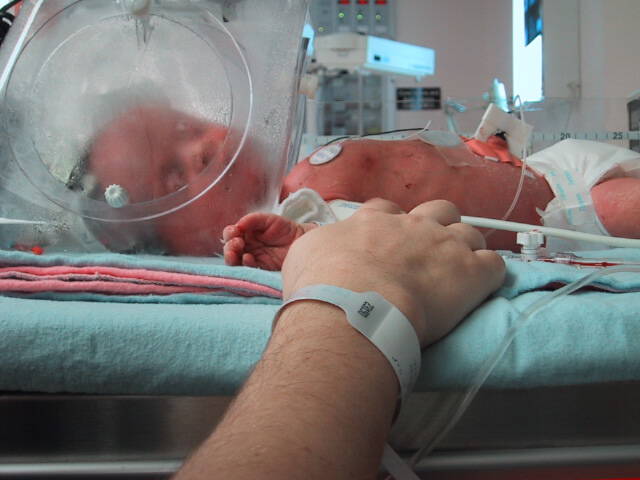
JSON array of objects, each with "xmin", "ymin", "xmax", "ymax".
[
  {"xmin": 407, "ymin": 265, "xmax": 640, "ymax": 471},
  {"xmin": 496, "ymin": 250, "xmax": 640, "ymax": 268},
  {"xmin": 484, "ymin": 95, "xmax": 528, "ymax": 240},
  {"xmin": 539, "ymin": 252, "xmax": 640, "ymax": 268},
  {"xmin": 497, "ymin": 95, "xmax": 528, "ymax": 223}
]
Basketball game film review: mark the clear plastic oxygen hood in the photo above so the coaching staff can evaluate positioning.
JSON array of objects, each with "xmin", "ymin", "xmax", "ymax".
[{"xmin": 0, "ymin": 0, "xmax": 309, "ymax": 255}]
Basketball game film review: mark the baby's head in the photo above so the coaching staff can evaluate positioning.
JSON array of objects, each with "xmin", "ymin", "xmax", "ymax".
[{"xmin": 87, "ymin": 105, "xmax": 264, "ymax": 255}]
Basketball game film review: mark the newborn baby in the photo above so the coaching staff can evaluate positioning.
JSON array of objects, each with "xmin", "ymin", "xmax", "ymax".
[
  {"xmin": 87, "ymin": 106, "xmax": 640, "ymax": 264},
  {"xmin": 223, "ymin": 135, "xmax": 640, "ymax": 270}
]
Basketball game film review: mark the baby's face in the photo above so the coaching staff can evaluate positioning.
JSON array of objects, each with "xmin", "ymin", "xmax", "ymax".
[
  {"xmin": 89, "ymin": 105, "xmax": 227, "ymax": 203},
  {"xmin": 88, "ymin": 106, "xmax": 262, "ymax": 255}
]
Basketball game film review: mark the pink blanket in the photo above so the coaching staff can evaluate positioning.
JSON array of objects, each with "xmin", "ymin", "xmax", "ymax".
[{"xmin": 0, "ymin": 265, "xmax": 282, "ymax": 298}]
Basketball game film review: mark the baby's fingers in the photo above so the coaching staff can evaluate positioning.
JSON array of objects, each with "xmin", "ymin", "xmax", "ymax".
[
  {"xmin": 222, "ymin": 225, "xmax": 242, "ymax": 242},
  {"xmin": 223, "ymin": 236, "xmax": 246, "ymax": 266}
]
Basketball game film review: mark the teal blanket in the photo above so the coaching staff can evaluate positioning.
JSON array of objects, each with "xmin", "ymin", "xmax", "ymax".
[{"xmin": 1, "ymin": 250, "xmax": 640, "ymax": 395}]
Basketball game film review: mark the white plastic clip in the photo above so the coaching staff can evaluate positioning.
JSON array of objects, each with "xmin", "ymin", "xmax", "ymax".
[{"xmin": 517, "ymin": 230, "xmax": 545, "ymax": 262}]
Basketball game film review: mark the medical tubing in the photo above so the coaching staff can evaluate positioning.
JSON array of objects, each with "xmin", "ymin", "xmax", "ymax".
[
  {"xmin": 461, "ymin": 215, "xmax": 640, "ymax": 249},
  {"xmin": 550, "ymin": 253, "xmax": 640, "ymax": 268},
  {"xmin": 483, "ymin": 147, "xmax": 527, "ymax": 241},
  {"xmin": 409, "ymin": 265, "xmax": 640, "ymax": 468},
  {"xmin": 497, "ymin": 95, "xmax": 528, "ymax": 224},
  {"xmin": 480, "ymin": 96, "xmax": 528, "ymax": 242},
  {"xmin": 0, "ymin": 0, "xmax": 43, "ymax": 93}
]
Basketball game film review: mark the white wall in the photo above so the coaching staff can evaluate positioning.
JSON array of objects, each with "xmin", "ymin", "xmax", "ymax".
[
  {"xmin": 392, "ymin": 0, "xmax": 640, "ymax": 133},
  {"xmin": 393, "ymin": 0, "xmax": 512, "ymax": 130},
  {"xmin": 542, "ymin": 0, "xmax": 580, "ymax": 99},
  {"xmin": 579, "ymin": 0, "xmax": 640, "ymax": 100},
  {"xmin": 543, "ymin": 0, "xmax": 640, "ymax": 132}
]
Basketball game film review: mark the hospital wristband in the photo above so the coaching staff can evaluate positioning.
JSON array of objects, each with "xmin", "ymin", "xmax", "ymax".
[{"xmin": 273, "ymin": 284, "xmax": 421, "ymax": 408}]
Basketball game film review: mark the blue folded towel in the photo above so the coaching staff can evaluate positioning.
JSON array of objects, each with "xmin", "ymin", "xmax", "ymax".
[
  {"xmin": 1, "ymin": 249, "xmax": 640, "ymax": 395},
  {"xmin": 421, "ymin": 249, "xmax": 640, "ymax": 390}
]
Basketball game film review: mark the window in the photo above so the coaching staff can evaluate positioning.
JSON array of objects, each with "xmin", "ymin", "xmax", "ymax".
[{"xmin": 513, "ymin": 0, "xmax": 543, "ymax": 102}]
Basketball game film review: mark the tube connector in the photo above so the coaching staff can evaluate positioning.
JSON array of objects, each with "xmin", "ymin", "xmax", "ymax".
[
  {"xmin": 123, "ymin": 0, "xmax": 151, "ymax": 16},
  {"xmin": 104, "ymin": 184, "xmax": 130, "ymax": 208},
  {"xmin": 517, "ymin": 230, "xmax": 545, "ymax": 262}
]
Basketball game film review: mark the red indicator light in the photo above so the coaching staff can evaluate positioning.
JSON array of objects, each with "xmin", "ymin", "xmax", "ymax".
[
  {"xmin": 338, "ymin": 0, "xmax": 350, "ymax": 4},
  {"xmin": 357, "ymin": 0, "xmax": 369, "ymax": 4},
  {"xmin": 375, "ymin": 0, "xmax": 388, "ymax": 4}
]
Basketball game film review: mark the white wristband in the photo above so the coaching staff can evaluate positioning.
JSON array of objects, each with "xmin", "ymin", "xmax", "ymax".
[{"xmin": 273, "ymin": 284, "xmax": 421, "ymax": 408}]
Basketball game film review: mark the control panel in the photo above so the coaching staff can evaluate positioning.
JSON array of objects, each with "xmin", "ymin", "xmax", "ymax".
[{"xmin": 309, "ymin": 0, "xmax": 395, "ymax": 39}]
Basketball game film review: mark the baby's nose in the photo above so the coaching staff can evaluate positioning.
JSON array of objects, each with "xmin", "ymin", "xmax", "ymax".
[{"xmin": 178, "ymin": 135, "xmax": 219, "ymax": 179}]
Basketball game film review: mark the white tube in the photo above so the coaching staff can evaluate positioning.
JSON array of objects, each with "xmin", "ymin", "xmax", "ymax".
[
  {"xmin": 0, "ymin": 0, "xmax": 45, "ymax": 93},
  {"xmin": 495, "ymin": 95, "xmax": 528, "ymax": 224},
  {"xmin": 0, "ymin": 217, "xmax": 47, "ymax": 225},
  {"xmin": 461, "ymin": 215, "xmax": 640, "ymax": 249},
  {"xmin": 410, "ymin": 265, "xmax": 640, "ymax": 466}
]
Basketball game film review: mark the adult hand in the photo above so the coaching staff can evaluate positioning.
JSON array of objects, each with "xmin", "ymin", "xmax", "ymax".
[{"xmin": 281, "ymin": 198, "xmax": 505, "ymax": 346}]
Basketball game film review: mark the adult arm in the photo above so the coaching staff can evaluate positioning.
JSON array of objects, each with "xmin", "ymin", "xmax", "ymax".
[{"xmin": 174, "ymin": 199, "xmax": 505, "ymax": 480}]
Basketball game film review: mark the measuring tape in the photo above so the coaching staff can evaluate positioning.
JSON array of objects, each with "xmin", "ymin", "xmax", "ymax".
[
  {"xmin": 530, "ymin": 130, "xmax": 640, "ymax": 142},
  {"xmin": 309, "ymin": 131, "xmax": 640, "ymax": 149}
]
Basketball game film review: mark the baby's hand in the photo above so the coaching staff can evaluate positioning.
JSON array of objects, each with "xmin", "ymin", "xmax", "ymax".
[{"xmin": 223, "ymin": 212, "xmax": 312, "ymax": 271}]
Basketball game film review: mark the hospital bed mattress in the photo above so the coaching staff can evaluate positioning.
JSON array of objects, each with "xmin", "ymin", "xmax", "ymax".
[{"xmin": 1, "ymin": 249, "xmax": 640, "ymax": 395}]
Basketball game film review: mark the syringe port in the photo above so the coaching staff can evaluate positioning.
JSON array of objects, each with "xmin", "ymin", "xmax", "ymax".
[{"xmin": 517, "ymin": 230, "xmax": 545, "ymax": 262}]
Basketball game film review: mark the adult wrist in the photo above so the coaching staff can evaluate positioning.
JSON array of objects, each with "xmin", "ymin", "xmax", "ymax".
[
  {"xmin": 272, "ymin": 299, "xmax": 401, "ymax": 400},
  {"xmin": 273, "ymin": 285, "xmax": 422, "ymax": 409}
]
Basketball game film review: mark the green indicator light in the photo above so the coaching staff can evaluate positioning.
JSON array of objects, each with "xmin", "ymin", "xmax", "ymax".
[
  {"xmin": 356, "ymin": 13, "xmax": 364, "ymax": 20},
  {"xmin": 375, "ymin": 14, "xmax": 382, "ymax": 21},
  {"xmin": 318, "ymin": 26, "xmax": 325, "ymax": 32},
  {"xmin": 338, "ymin": 11, "xmax": 345, "ymax": 19}
]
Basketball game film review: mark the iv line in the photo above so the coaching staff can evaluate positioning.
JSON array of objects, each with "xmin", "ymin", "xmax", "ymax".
[{"xmin": 408, "ymin": 265, "xmax": 640, "ymax": 470}]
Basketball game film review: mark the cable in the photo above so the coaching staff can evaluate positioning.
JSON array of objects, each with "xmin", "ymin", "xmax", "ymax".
[
  {"xmin": 321, "ymin": 127, "xmax": 426, "ymax": 147},
  {"xmin": 408, "ymin": 265, "xmax": 640, "ymax": 469}
]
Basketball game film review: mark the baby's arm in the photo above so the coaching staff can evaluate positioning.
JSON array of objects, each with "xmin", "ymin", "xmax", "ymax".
[
  {"xmin": 223, "ymin": 212, "xmax": 318, "ymax": 270},
  {"xmin": 592, "ymin": 177, "xmax": 640, "ymax": 239}
]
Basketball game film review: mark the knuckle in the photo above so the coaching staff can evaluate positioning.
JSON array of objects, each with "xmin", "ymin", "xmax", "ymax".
[
  {"xmin": 354, "ymin": 206, "xmax": 377, "ymax": 219},
  {"xmin": 482, "ymin": 249, "xmax": 506, "ymax": 271},
  {"xmin": 431, "ymin": 198, "xmax": 460, "ymax": 214}
]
